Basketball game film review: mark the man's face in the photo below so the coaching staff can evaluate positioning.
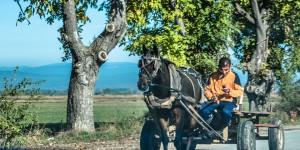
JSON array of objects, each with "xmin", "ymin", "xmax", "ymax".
[{"xmin": 218, "ymin": 65, "xmax": 231, "ymax": 76}]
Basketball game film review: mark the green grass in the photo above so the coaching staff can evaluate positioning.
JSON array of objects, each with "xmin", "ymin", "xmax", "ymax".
[
  {"xmin": 93, "ymin": 101, "xmax": 148, "ymax": 122},
  {"xmin": 32, "ymin": 103, "xmax": 66, "ymax": 123},
  {"xmin": 31, "ymin": 101, "xmax": 148, "ymax": 124},
  {"xmin": 15, "ymin": 98, "xmax": 148, "ymax": 146}
]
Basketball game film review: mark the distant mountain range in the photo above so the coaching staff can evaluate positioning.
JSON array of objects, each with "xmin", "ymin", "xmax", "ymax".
[
  {"xmin": 0, "ymin": 62, "xmax": 139, "ymax": 91},
  {"xmin": 0, "ymin": 61, "xmax": 248, "ymax": 91}
]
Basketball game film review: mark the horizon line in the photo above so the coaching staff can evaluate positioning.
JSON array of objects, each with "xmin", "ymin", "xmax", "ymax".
[{"xmin": 0, "ymin": 61, "xmax": 139, "ymax": 68}]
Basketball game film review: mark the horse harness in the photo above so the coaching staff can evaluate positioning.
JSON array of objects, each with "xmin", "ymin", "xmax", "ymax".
[
  {"xmin": 138, "ymin": 54, "xmax": 161, "ymax": 82},
  {"xmin": 139, "ymin": 56, "xmax": 203, "ymax": 109}
]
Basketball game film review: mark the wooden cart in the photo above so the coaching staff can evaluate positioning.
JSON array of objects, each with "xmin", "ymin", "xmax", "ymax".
[{"xmin": 140, "ymin": 95, "xmax": 285, "ymax": 150}]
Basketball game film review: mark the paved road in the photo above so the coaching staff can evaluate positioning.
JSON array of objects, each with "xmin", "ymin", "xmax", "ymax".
[{"xmin": 194, "ymin": 130, "xmax": 300, "ymax": 150}]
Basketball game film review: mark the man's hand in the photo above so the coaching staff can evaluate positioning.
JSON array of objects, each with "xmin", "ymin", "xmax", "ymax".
[
  {"xmin": 222, "ymin": 86, "xmax": 230, "ymax": 94},
  {"xmin": 211, "ymin": 96, "xmax": 219, "ymax": 103}
]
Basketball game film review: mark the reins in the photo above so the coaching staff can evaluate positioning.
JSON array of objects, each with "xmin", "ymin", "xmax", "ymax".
[{"xmin": 149, "ymin": 82, "xmax": 197, "ymax": 104}]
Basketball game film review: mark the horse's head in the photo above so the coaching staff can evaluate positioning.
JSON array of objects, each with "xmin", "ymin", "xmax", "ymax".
[{"xmin": 137, "ymin": 45, "xmax": 162, "ymax": 92}]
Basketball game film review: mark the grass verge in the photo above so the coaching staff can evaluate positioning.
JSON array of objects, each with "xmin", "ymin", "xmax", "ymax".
[{"xmin": 10, "ymin": 95, "xmax": 148, "ymax": 148}]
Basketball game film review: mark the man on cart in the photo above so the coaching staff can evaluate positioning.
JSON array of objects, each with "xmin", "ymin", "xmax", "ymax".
[{"xmin": 198, "ymin": 57, "xmax": 244, "ymax": 134}]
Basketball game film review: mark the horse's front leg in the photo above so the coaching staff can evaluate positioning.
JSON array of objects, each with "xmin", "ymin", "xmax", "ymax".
[
  {"xmin": 158, "ymin": 117, "xmax": 169, "ymax": 150},
  {"xmin": 173, "ymin": 107, "xmax": 185, "ymax": 150}
]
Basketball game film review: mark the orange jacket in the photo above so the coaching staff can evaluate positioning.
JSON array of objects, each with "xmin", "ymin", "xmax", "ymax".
[{"xmin": 204, "ymin": 71, "xmax": 244, "ymax": 102}]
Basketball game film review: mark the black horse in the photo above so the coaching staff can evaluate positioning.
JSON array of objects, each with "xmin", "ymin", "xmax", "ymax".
[{"xmin": 137, "ymin": 45, "xmax": 204, "ymax": 150}]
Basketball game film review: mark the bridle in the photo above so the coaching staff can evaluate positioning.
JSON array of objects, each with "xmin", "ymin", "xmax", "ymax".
[
  {"xmin": 138, "ymin": 55, "xmax": 162, "ymax": 92},
  {"xmin": 138, "ymin": 55, "xmax": 162, "ymax": 79}
]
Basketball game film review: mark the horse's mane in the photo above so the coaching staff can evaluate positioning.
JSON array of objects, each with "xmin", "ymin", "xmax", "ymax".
[
  {"xmin": 161, "ymin": 58, "xmax": 197, "ymax": 74},
  {"xmin": 161, "ymin": 58, "xmax": 199, "ymax": 76},
  {"xmin": 161, "ymin": 58, "xmax": 176, "ymax": 67}
]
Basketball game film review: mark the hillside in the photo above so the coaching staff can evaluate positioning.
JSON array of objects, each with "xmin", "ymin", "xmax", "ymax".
[
  {"xmin": 0, "ymin": 61, "xmax": 248, "ymax": 91},
  {"xmin": 0, "ymin": 62, "xmax": 139, "ymax": 91}
]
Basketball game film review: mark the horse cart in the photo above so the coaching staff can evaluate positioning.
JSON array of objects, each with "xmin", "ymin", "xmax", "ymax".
[
  {"xmin": 140, "ymin": 94, "xmax": 285, "ymax": 150},
  {"xmin": 138, "ymin": 45, "xmax": 284, "ymax": 150}
]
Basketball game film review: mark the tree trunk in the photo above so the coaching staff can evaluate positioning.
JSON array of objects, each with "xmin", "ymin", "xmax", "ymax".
[
  {"xmin": 245, "ymin": 27, "xmax": 276, "ymax": 112},
  {"xmin": 63, "ymin": 0, "xmax": 127, "ymax": 131},
  {"xmin": 67, "ymin": 55, "xmax": 99, "ymax": 131},
  {"xmin": 243, "ymin": 0, "xmax": 275, "ymax": 112},
  {"xmin": 245, "ymin": 72, "xmax": 276, "ymax": 112}
]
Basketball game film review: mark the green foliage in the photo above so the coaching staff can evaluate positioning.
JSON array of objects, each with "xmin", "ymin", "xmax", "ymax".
[
  {"xmin": 232, "ymin": 0, "xmax": 300, "ymax": 79},
  {"xmin": 123, "ymin": 0, "xmax": 237, "ymax": 76},
  {"xmin": 259, "ymin": 111, "xmax": 290, "ymax": 124},
  {"xmin": 15, "ymin": 0, "xmax": 100, "ymax": 25},
  {"xmin": 268, "ymin": 0, "xmax": 300, "ymax": 76},
  {"xmin": 0, "ymin": 68, "xmax": 42, "ymax": 148},
  {"xmin": 113, "ymin": 112, "xmax": 144, "ymax": 136},
  {"xmin": 276, "ymin": 78, "xmax": 300, "ymax": 113},
  {"xmin": 14, "ymin": 0, "xmax": 103, "ymax": 61}
]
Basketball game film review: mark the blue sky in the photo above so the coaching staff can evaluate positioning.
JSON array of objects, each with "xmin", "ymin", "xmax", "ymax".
[{"xmin": 0, "ymin": 1, "xmax": 139, "ymax": 67}]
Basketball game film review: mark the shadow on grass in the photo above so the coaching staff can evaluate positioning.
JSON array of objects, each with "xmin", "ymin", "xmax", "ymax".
[{"xmin": 25, "ymin": 122, "xmax": 117, "ymax": 135}]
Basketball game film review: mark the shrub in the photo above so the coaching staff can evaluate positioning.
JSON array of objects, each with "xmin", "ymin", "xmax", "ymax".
[
  {"xmin": 0, "ymin": 67, "xmax": 43, "ymax": 148},
  {"xmin": 274, "ymin": 75, "xmax": 300, "ymax": 123},
  {"xmin": 275, "ymin": 79, "xmax": 300, "ymax": 112}
]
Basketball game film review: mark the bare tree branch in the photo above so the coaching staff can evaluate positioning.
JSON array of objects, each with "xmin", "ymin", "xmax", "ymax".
[
  {"xmin": 233, "ymin": 1, "xmax": 255, "ymax": 24},
  {"xmin": 90, "ymin": 0, "xmax": 127, "ymax": 62},
  {"xmin": 261, "ymin": 0, "xmax": 270, "ymax": 30},
  {"xmin": 251, "ymin": 0, "xmax": 264, "ymax": 31},
  {"xmin": 63, "ymin": 0, "xmax": 85, "ymax": 57},
  {"xmin": 169, "ymin": 0, "xmax": 186, "ymax": 36}
]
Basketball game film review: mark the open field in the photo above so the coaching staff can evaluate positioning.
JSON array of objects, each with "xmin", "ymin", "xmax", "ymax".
[
  {"xmin": 30, "ymin": 95, "xmax": 148, "ymax": 124},
  {"xmin": 27, "ymin": 93, "xmax": 283, "ymax": 124}
]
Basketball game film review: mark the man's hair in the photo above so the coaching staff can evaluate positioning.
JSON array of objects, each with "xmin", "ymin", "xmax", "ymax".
[{"xmin": 218, "ymin": 57, "xmax": 231, "ymax": 67}]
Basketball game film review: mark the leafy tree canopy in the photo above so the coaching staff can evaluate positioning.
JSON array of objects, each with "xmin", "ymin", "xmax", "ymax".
[
  {"xmin": 123, "ymin": 0, "xmax": 238, "ymax": 76},
  {"xmin": 232, "ymin": 0, "xmax": 300, "ymax": 79},
  {"xmin": 15, "ymin": 0, "xmax": 300, "ymax": 83}
]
